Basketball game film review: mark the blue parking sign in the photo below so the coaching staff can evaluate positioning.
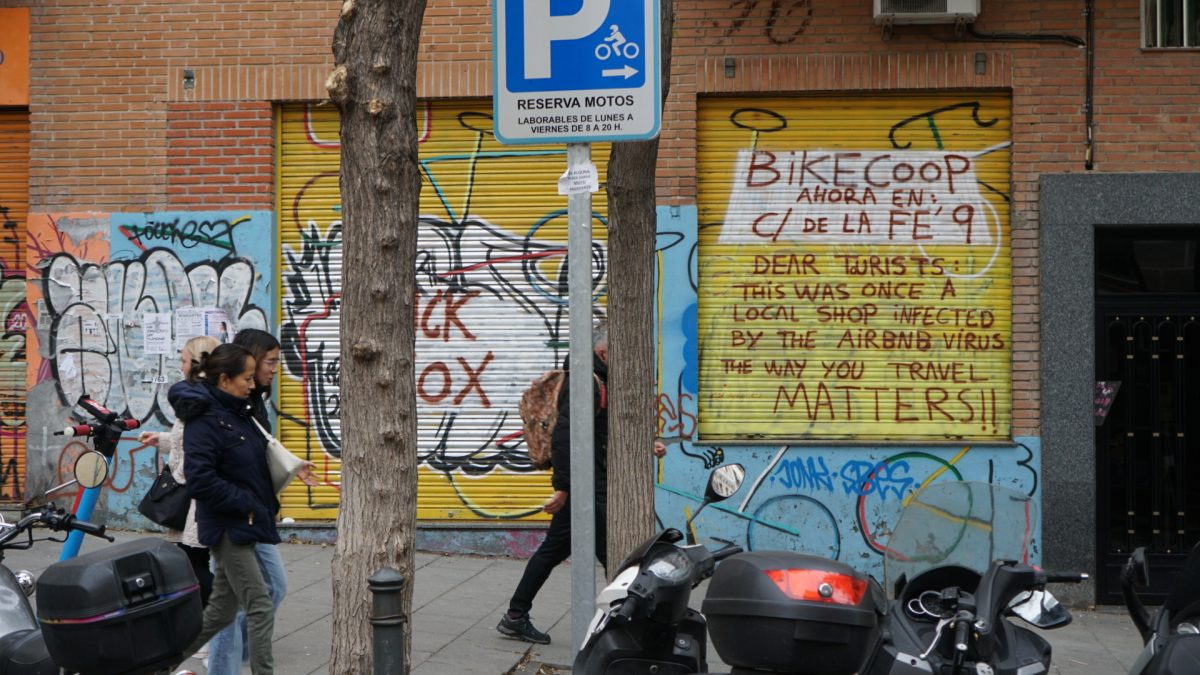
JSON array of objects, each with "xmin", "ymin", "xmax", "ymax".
[
  {"xmin": 494, "ymin": 0, "xmax": 661, "ymax": 144},
  {"xmin": 504, "ymin": 0, "xmax": 646, "ymax": 93}
]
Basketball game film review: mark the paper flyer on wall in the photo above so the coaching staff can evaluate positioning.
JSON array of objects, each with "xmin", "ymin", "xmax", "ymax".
[
  {"xmin": 207, "ymin": 309, "xmax": 230, "ymax": 343},
  {"xmin": 174, "ymin": 307, "xmax": 231, "ymax": 350},
  {"xmin": 143, "ymin": 313, "xmax": 173, "ymax": 355},
  {"xmin": 175, "ymin": 307, "xmax": 203, "ymax": 351}
]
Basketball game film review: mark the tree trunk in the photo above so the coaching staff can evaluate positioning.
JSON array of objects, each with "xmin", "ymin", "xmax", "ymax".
[
  {"xmin": 606, "ymin": 0, "xmax": 673, "ymax": 571},
  {"xmin": 328, "ymin": 0, "xmax": 425, "ymax": 671}
]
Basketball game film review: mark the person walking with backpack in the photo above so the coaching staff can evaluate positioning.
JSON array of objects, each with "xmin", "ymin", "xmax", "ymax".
[{"xmin": 497, "ymin": 325, "xmax": 666, "ymax": 644}]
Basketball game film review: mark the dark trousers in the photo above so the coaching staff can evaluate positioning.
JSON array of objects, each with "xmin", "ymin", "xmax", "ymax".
[
  {"xmin": 178, "ymin": 542, "xmax": 214, "ymax": 607},
  {"xmin": 508, "ymin": 495, "xmax": 607, "ymax": 617}
]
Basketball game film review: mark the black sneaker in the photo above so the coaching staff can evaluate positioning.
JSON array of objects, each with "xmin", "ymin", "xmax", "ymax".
[{"xmin": 497, "ymin": 614, "xmax": 551, "ymax": 644}]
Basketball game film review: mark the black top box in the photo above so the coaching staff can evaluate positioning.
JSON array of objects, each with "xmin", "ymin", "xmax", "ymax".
[
  {"xmin": 37, "ymin": 538, "xmax": 198, "ymax": 620},
  {"xmin": 36, "ymin": 537, "xmax": 202, "ymax": 675},
  {"xmin": 703, "ymin": 551, "xmax": 883, "ymax": 674}
]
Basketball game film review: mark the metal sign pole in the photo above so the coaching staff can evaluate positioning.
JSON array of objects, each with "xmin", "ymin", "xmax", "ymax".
[
  {"xmin": 492, "ymin": 0, "xmax": 660, "ymax": 656},
  {"xmin": 566, "ymin": 141, "xmax": 596, "ymax": 654}
]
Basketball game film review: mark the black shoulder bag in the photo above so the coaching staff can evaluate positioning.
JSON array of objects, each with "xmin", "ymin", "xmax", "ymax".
[{"xmin": 137, "ymin": 463, "xmax": 190, "ymax": 531}]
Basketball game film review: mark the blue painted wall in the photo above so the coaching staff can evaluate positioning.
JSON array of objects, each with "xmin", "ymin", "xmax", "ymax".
[
  {"xmin": 651, "ymin": 205, "xmax": 1041, "ymax": 579},
  {"xmin": 26, "ymin": 210, "xmax": 274, "ymax": 531}
]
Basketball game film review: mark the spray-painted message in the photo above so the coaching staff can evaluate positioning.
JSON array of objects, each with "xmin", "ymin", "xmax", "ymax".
[{"xmin": 702, "ymin": 149, "xmax": 1010, "ymax": 441}]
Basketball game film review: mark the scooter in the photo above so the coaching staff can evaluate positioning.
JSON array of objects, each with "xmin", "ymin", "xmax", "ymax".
[
  {"xmin": 576, "ymin": 461, "xmax": 890, "ymax": 675},
  {"xmin": 0, "ymin": 452, "xmax": 115, "ymax": 674},
  {"xmin": 860, "ymin": 481, "xmax": 1087, "ymax": 675},
  {"xmin": 0, "ymin": 452, "xmax": 203, "ymax": 674},
  {"xmin": 1121, "ymin": 544, "xmax": 1200, "ymax": 673},
  {"xmin": 578, "ymin": 478, "xmax": 1085, "ymax": 675},
  {"xmin": 572, "ymin": 463, "xmax": 748, "ymax": 674},
  {"xmin": 50, "ymin": 395, "xmax": 142, "ymax": 561}
]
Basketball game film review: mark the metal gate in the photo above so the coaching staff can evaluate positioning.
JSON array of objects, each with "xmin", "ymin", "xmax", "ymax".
[
  {"xmin": 277, "ymin": 102, "xmax": 611, "ymax": 522},
  {"xmin": 0, "ymin": 109, "xmax": 28, "ymax": 503},
  {"xmin": 695, "ymin": 92, "xmax": 1013, "ymax": 443},
  {"xmin": 1096, "ymin": 305, "xmax": 1200, "ymax": 603}
]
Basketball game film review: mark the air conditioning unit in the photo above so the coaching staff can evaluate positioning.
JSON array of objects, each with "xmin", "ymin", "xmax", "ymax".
[{"xmin": 874, "ymin": 0, "xmax": 980, "ymax": 25}]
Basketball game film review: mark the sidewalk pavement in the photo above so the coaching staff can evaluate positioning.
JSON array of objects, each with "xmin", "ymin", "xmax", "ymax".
[{"xmin": 3, "ymin": 530, "xmax": 1147, "ymax": 674}]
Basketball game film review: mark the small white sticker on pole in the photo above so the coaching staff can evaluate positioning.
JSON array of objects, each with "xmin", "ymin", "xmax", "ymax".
[{"xmin": 557, "ymin": 162, "xmax": 600, "ymax": 196}]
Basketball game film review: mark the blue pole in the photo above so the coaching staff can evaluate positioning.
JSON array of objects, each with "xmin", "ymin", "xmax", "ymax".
[
  {"xmin": 59, "ymin": 484, "xmax": 101, "ymax": 560},
  {"xmin": 59, "ymin": 450, "xmax": 113, "ymax": 561}
]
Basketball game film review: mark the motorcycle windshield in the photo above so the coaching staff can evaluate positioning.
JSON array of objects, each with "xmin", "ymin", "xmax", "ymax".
[
  {"xmin": 883, "ymin": 481, "xmax": 1038, "ymax": 596},
  {"xmin": 614, "ymin": 528, "xmax": 684, "ymax": 575}
]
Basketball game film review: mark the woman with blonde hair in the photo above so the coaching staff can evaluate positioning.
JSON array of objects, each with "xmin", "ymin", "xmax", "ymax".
[{"xmin": 140, "ymin": 334, "xmax": 221, "ymax": 607}]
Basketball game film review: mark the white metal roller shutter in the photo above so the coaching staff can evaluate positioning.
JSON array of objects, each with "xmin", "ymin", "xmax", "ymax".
[{"xmin": 277, "ymin": 102, "xmax": 610, "ymax": 521}]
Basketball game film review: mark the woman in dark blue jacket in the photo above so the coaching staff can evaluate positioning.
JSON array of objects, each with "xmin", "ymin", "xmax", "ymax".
[{"xmin": 170, "ymin": 343, "xmax": 279, "ymax": 674}]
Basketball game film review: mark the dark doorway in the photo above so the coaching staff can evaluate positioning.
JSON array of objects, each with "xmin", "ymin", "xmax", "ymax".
[{"xmin": 1095, "ymin": 227, "xmax": 1200, "ymax": 604}]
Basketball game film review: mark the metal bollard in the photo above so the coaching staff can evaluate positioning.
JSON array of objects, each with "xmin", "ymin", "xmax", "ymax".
[{"xmin": 369, "ymin": 567, "xmax": 407, "ymax": 675}]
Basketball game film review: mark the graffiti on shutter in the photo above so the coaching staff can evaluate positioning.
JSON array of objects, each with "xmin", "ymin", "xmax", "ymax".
[
  {"xmin": 0, "ymin": 110, "xmax": 28, "ymax": 500},
  {"xmin": 278, "ymin": 102, "xmax": 610, "ymax": 521},
  {"xmin": 696, "ymin": 93, "xmax": 1012, "ymax": 441}
]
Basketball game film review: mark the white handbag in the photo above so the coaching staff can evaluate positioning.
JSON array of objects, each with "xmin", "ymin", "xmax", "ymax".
[{"xmin": 251, "ymin": 418, "xmax": 306, "ymax": 493}]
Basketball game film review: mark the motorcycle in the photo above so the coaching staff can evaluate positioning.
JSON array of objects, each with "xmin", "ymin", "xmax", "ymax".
[
  {"xmin": 0, "ymin": 452, "xmax": 114, "ymax": 674},
  {"xmin": 0, "ymin": 454, "xmax": 202, "ymax": 674},
  {"xmin": 572, "ymin": 463, "xmax": 748, "ymax": 674},
  {"xmin": 575, "ymin": 461, "xmax": 889, "ymax": 675},
  {"xmin": 860, "ymin": 480, "xmax": 1087, "ymax": 675},
  {"xmin": 1121, "ymin": 544, "xmax": 1200, "ymax": 673},
  {"xmin": 577, "ymin": 477, "xmax": 1086, "ymax": 675}
]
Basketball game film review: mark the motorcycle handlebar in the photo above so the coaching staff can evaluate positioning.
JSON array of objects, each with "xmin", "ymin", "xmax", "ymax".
[
  {"xmin": 711, "ymin": 543, "xmax": 743, "ymax": 561},
  {"xmin": 618, "ymin": 596, "xmax": 638, "ymax": 621},
  {"xmin": 1043, "ymin": 572, "xmax": 1089, "ymax": 584},
  {"xmin": 953, "ymin": 617, "xmax": 971, "ymax": 652},
  {"xmin": 70, "ymin": 517, "xmax": 112, "ymax": 540},
  {"xmin": 53, "ymin": 418, "xmax": 140, "ymax": 438},
  {"xmin": 39, "ymin": 509, "xmax": 112, "ymax": 540},
  {"xmin": 1, "ymin": 507, "xmax": 113, "ymax": 548}
]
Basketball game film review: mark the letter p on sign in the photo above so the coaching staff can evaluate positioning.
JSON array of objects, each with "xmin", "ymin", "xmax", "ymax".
[{"xmin": 523, "ymin": 0, "xmax": 609, "ymax": 79}]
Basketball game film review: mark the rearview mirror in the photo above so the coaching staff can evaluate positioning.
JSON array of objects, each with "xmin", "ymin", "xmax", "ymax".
[
  {"xmin": 1008, "ymin": 590, "xmax": 1072, "ymax": 629},
  {"xmin": 705, "ymin": 463, "xmax": 745, "ymax": 502},
  {"xmin": 685, "ymin": 464, "xmax": 747, "ymax": 545},
  {"xmin": 73, "ymin": 451, "xmax": 109, "ymax": 489}
]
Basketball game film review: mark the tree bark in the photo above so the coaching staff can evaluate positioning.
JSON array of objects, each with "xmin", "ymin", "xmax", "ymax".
[
  {"xmin": 328, "ymin": 0, "xmax": 425, "ymax": 671},
  {"xmin": 606, "ymin": 0, "xmax": 673, "ymax": 572}
]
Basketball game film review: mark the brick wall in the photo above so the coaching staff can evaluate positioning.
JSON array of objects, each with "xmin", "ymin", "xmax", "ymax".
[
  {"xmin": 0, "ymin": 0, "xmax": 341, "ymax": 212},
  {"xmin": 4, "ymin": 0, "xmax": 1199, "ymax": 435},
  {"xmin": 166, "ymin": 102, "xmax": 273, "ymax": 208},
  {"xmin": 9, "ymin": 0, "xmax": 1194, "ymax": 209}
]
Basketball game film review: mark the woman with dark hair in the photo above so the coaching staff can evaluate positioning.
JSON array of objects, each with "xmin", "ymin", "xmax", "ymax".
[
  {"xmin": 169, "ymin": 344, "xmax": 279, "ymax": 674},
  {"xmin": 232, "ymin": 328, "xmax": 281, "ymax": 430},
  {"xmin": 203, "ymin": 328, "xmax": 297, "ymax": 675}
]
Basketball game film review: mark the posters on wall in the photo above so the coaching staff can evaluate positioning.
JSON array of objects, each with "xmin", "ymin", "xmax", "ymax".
[
  {"xmin": 175, "ymin": 307, "xmax": 230, "ymax": 350},
  {"xmin": 144, "ymin": 308, "xmax": 231, "ymax": 356}
]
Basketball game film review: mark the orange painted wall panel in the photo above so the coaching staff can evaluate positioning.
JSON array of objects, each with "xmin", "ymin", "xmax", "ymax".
[{"xmin": 0, "ymin": 8, "xmax": 29, "ymax": 106}]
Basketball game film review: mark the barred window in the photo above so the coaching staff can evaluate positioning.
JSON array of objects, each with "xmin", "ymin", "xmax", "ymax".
[{"xmin": 1144, "ymin": 0, "xmax": 1200, "ymax": 47}]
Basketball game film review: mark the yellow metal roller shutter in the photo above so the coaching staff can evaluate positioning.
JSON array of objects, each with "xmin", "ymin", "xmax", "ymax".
[
  {"xmin": 0, "ymin": 109, "xmax": 28, "ymax": 501},
  {"xmin": 277, "ymin": 102, "xmax": 609, "ymax": 522},
  {"xmin": 696, "ymin": 93, "xmax": 1012, "ymax": 442}
]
